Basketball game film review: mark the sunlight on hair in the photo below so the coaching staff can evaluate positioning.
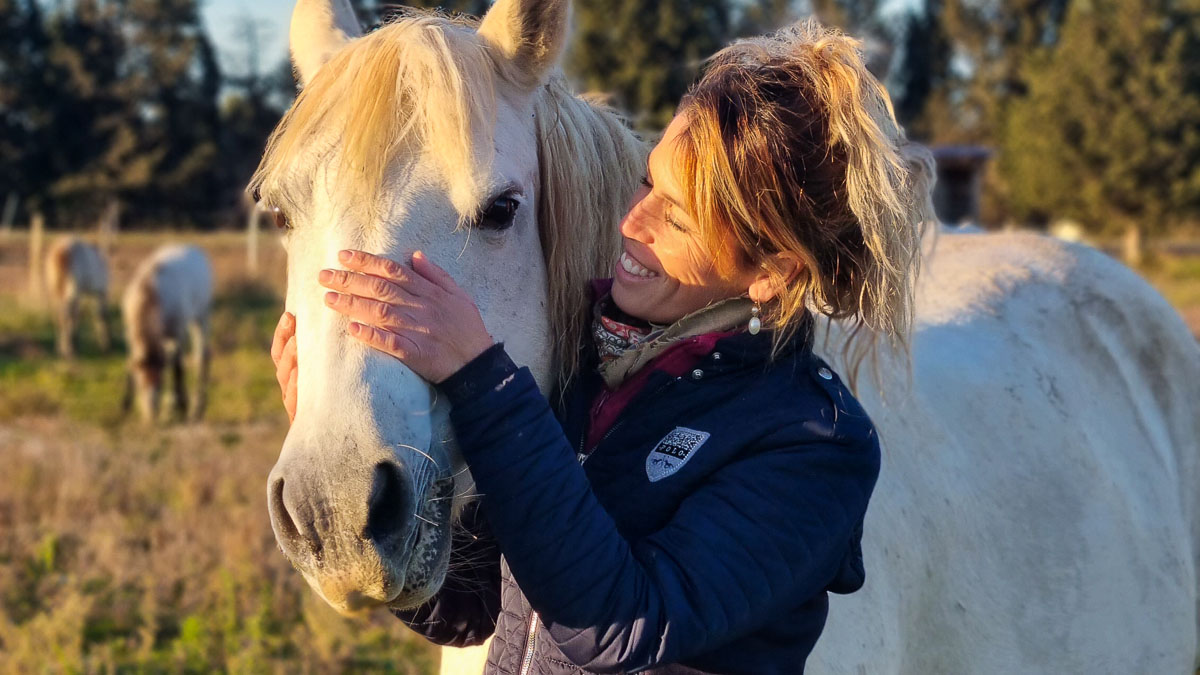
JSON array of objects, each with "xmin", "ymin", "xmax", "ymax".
[
  {"xmin": 250, "ymin": 13, "xmax": 499, "ymax": 222},
  {"xmin": 676, "ymin": 19, "xmax": 937, "ymax": 391}
]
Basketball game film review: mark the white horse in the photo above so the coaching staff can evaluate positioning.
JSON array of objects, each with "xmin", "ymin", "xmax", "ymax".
[
  {"xmin": 121, "ymin": 244, "xmax": 213, "ymax": 423},
  {"xmin": 45, "ymin": 236, "xmax": 111, "ymax": 358},
  {"xmin": 263, "ymin": 1, "xmax": 1200, "ymax": 673}
]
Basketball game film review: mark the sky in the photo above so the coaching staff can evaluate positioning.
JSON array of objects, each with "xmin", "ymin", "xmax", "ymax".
[
  {"xmin": 199, "ymin": 0, "xmax": 917, "ymax": 79},
  {"xmin": 201, "ymin": 0, "xmax": 295, "ymax": 77}
]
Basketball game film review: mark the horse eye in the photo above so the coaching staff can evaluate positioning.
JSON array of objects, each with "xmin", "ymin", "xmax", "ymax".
[
  {"xmin": 271, "ymin": 206, "xmax": 290, "ymax": 231},
  {"xmin": 476, "ymin": 195, "xmax": 520, "ymax": 231}
]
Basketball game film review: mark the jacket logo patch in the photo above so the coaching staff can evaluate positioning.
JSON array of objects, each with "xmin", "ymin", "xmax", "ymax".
[{"xmin": 646, "ymin": 427, "xmax": 710, "ymax": 482}]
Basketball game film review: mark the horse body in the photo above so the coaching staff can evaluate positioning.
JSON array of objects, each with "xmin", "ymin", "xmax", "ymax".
[
  {"xmin": 122, "ymin": 244, "xmax": 213, "ymax": 423},
  {"xmin": 46, "ymin": 236, "xmax": 110, "ymax": 357},
  {"xmin": 809, "ymin": 230, "xmax": 1200, "ymax": 673},
  {"xmin": 265, "ymin": 0, "xmax": 1200, "ymax": 671}
]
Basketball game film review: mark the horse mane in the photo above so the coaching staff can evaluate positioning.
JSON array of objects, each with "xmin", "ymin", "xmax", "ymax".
[
  {"xmin": 249, "ymin": 11, "xmax": 645, "ymax": 389},
  {"xmin": 531, "ymin": 84, "xmax": 644, "ymax": 388}
]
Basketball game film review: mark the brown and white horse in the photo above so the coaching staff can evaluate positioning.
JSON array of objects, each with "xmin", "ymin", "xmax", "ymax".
[
  {"xmin": 262, "ymin": 1, "xmax": 1200, "ymax": 672},
  {"xmin": 45, "ymin": 236, "xmax": 111, "ymax": 358},
  {"xmin": 121, "ymin": 244, "xmax": 213, "ymax": 423}
]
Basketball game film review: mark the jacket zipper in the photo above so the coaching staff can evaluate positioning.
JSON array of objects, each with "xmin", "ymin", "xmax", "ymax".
[
  {"xmin": 519, "ymin": 376, "xmax": 684, "ymax": 673},
  {"xmin": 576, "ymin": 375, "xmax": 681, "ymax": 462},
  {"xmin": 518, "ymin": 611, "xmax": 540, "ymax": 675}
]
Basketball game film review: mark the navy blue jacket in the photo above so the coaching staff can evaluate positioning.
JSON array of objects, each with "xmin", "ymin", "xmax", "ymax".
[{"xmin": 396, "ymin": 323, "xmax": 880, "ymax": 674}]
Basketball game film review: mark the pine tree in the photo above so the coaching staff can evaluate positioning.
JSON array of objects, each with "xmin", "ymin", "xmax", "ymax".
[
  {"xmin": 0, "ymin": 0, "xmax": 53, "ymax": 210},
  {"xmin": 1001, "ymin": 0, "xmax": 1200, "ymax": 239},
  {"xmin": 937, "ymin": 0, "xmax": 1070, "ymax": 141},
  {"xmin": 892, "ymin": 0, "xmax": 952, "ymax": 136},
  {"xmin": 117, "ymin": 0, "xmax": 223, "ymax": 222},
  {"xmin": 40, "ymin": 0, "xmax": 134, "ymax": 219},
  {"xmin": 568, "ymin": 0, "xmax": 735, "ymax": 129}
]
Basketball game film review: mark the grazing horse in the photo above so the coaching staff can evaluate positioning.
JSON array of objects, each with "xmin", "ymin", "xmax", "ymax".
[
  {"xmin": 262, "ymin": 0, "xmax": 1200, "ymax": 673},
  {"xmin": 45, "ymin": 236, "xmax": 110, "ymax": 357},
  {"xmin": 121, "ymin": 244, "xmax": 213, "ymax": 423}
]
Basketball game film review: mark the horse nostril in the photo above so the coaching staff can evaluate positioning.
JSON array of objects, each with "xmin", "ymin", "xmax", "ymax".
[
  {"xmin": 270, "ymin": 477, "xmax": 304, "ymax": 554},
  {"xmin": 366, "ymin": 461, "xmax": 415, "ymax": 549}
]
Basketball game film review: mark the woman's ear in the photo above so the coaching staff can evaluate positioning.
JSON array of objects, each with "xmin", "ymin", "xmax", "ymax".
[{"xmin": 747, "ymin": 252, "xmax": 803, "ymax": 303}]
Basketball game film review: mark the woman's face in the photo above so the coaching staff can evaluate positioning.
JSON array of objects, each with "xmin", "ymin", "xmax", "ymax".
[{"xmin": 612, "ymin": 115, "xmax": 756, "ymax": 324}]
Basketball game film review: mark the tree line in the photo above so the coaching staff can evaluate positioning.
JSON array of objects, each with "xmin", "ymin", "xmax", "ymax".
[
  {"xmin": 2, "ymin": 0, "xmax": 1197, "ymax": 237},
  {"xmin": 1, "ymin": 0, "xmax": 292, "ymax": 229}
]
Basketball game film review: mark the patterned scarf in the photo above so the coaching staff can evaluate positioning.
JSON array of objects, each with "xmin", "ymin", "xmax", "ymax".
[
  {"xmin": 591, "ymin": 295, "xmax": 666, "ymax": 365},
  {"xmin": 590, "ymin": 293, "xmax": 755, "ymax": 389}
]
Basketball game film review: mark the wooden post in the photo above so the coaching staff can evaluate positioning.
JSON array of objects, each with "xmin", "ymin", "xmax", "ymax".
[
  {"xmin": 1122, "ymin": 223, "xmax": 1144, "ymax": 268},
  {"xmin": 27, "ymin": 211, "xmax": 45, "ymax": 305},
  {"xmin": 98, "ymin": 198, "xmax": 120, "ymax": 256},
  {"xmin": 246, "ymin": 198, "xmax": 261, "ymax": 278}
]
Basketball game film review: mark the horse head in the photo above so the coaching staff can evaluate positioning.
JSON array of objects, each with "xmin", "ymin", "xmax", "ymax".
[{"xmin": 255, "ymin": 0, "xmax": 642, "ymax": 613}]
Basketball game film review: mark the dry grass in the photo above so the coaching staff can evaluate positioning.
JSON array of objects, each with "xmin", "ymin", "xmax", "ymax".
[
  {"xmin": 0, "ymin": 232, "xmax": 439, "ymax": 674},
  {"xmin": 1137, "ymin": 250, "xmax": 1200, "ymax": 339}
]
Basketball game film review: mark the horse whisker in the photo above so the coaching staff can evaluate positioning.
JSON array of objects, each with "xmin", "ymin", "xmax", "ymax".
[{"xmin": 398, "ymin": 443, "xmax": 440, "ymax": 469}]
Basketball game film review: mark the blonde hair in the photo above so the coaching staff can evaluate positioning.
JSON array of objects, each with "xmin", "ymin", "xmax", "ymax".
[
  {"xmin": 249, "ymin": 11, "xmax": 643, "ymax": 388},
  {"xmin": 675, "ymin": 19, "xmax": 934, "ymax": 386}
]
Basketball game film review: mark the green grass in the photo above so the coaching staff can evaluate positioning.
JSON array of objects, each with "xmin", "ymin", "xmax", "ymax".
[
  {"xmin": 0, "ymin": 277, "xmax": 440, "ymax": 673},
  {"xmin": 1140, "ymin": 253, "xmax": 1200, "ymax": 309}
]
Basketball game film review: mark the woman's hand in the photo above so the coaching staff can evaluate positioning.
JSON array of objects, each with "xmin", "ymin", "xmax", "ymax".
[
  {"xmin": 320, "ymin": 250, "xmax": 495, "ymax": 384},
  {"xmin": 271, "ymin": 311, "xmax": 298, "ymax": 423}
]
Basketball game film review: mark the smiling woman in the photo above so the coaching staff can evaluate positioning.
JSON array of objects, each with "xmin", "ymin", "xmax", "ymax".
[
  {"xmin": 609, "ymin": 116, "xmax": 766, "ymax": 326},
  {"xmin": 271, "ymin": 3, "xmax": 930, "ymax": 671}
]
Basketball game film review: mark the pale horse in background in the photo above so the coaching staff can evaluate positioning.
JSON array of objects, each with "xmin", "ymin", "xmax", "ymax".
[
  {"xmin": 45, "ymin": 236, "xmax": 111, "ymax": 358},
  {"xmin": 121, "ymin": 244, "xmax": 213, "ymax": 423},
  {"xmin": 265, "ymin": 0, "xmax": 1200, "ymax": 673}
]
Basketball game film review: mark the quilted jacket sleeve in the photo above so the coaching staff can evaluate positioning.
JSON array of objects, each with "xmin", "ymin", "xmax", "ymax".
[{"xmin": 438, "ymin": 344, "xmax": 880, "ymax": 672}]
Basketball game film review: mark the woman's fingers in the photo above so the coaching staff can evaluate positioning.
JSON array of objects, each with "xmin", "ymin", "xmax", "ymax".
[
  {"xmin": 324, "ymin": 290, "xmax": 413, "ymax": 327},
  {"xmin": 338, "ymin": 249, "xmax": 430, "ymax": 288},
  {"xmin": 347, "ymin": 321, "xmax": 421, "ymax": 361},
  {"xmin": 275, "ymin": 334, "xmax": 297, "ymax": 392},
  {"xmin": 411, "ymin": 251, "xmax": 460, "ymax": 294},
  {"xmin": 324, "ymin": 289, "xmax": 432, "ymax": 331},
  {"xmin": 272, "ymin": 312, "xmax": 298, "ymax": 422},
  {"xmin": 283, "ymin": 361, "xmax": 298, "ymax": 423},
  {"xmin": 271, "ymin": 312, "xmax": 295, "ymax": 366},
  {"xmin": 318, "ymin": 268, "xmax": 415, "ymax": 305}
]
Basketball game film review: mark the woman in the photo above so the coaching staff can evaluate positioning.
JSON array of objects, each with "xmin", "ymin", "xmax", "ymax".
[{"xmin": 272, "ymin": 21, "xmax": 926, "ymax": 674}]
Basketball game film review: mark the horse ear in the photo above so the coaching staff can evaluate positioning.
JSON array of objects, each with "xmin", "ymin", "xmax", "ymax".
[
  {"xmin": 478, "ymin": 0, "xmax": 570, "ymax": 86},
  {"xmin": 290, "ymin": 0, "xmax": 363, "ymax": 87}
]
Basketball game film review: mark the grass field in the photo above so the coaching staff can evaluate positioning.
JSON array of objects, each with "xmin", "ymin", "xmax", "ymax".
[
  {"xmin": 0, "ymin": 232, "xmax": 440, "ymax": 673},
  {"xmin": 0, "ymin": 229, "xmax": 1197, "ymax": 673}
]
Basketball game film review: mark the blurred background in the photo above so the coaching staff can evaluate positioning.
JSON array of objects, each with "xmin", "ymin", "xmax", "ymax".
[{"xmin": 0, "ymin": 0, "xmax": 1196, "ymax": 671}]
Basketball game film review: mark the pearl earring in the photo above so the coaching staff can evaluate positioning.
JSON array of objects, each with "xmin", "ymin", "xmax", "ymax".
[{"xmin": 748, "ymin": 303, "xmax": 762, "ymax": 335}]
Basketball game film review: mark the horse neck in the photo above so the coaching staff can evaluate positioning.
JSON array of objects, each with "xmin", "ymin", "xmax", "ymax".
[{"xmin": 125, "ymin": 276, "xmax": 164, "ymax": 357}]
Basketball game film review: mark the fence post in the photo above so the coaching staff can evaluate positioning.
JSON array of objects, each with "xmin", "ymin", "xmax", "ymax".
[
  {"xmin": 246, "ymin": 197, "xmax": 261, "ymax": 278},
  {"xmin": 27, "ymin": 211, "xmax": 45, "ymax": 305},
  {"xmin": 98, "ymin": 199, "xmax": 120, "ymax": 256}
]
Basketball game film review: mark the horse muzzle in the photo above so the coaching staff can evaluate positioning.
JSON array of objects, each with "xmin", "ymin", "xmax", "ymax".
[{"xmin": 267, "ymin": 437, "xmax": 454, "ymax": 613}]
